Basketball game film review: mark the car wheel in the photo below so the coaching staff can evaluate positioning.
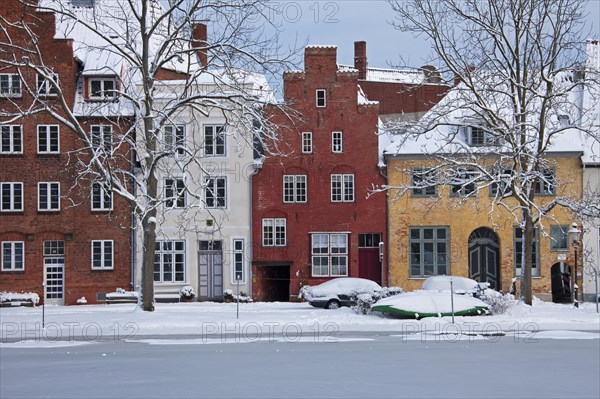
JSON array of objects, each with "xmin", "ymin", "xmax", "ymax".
[{"xmin": 325, "ymin": 300, "xmax": 341, "ymax": 309}]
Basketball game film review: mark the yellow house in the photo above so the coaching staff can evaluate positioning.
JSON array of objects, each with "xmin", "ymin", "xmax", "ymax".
[{"xmin": 385, "ymin": 153, "xmax": 583, "ymax": 299}]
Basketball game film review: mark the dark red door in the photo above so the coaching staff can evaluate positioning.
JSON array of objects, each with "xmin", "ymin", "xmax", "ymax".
[{"xmin": 359, "ymin": 248, "xmax": 381, "ymax": 285}]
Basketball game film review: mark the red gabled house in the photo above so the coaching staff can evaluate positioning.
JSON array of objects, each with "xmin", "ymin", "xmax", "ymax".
[
  {"xmin": 252, "ymin": 46, "xmax": 385, "ymax": 301},
  {"xmin": 0, "ymin": 0, "xmax": 132, "ymax": 305}
]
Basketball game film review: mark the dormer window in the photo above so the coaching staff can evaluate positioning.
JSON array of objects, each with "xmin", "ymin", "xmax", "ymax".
[
  {"xmin": 316, "ymin": 89, "xmax": 326, "ymax": 108},
  {"xmin": 37, "ymin": 73, "xmax": 59, "ymax": 96},
  {"xmin": 558, "ymin": 115, "xmax": 570, "ymax": 127},
  {"xmin": 466, "ymin": 125, "xmax": 499, "ymax": 146},
  {"xmin": 89, "ymin": 78, "xmax": 117, "ymax": 100}
]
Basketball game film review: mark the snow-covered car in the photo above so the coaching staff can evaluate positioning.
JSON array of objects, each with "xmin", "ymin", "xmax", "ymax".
[
  {"xmin": 301, "ymin": 278, "xmax": 383, "ymax": 309},
  {"xmin": 421, "ymin": 275, "xmax": 488, "ymax": 296}
]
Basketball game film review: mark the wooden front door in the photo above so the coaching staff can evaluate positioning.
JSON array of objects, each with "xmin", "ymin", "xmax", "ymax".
[{"xmin": 468, "ymin": 228, "xmax": 500, "ymax": 290}]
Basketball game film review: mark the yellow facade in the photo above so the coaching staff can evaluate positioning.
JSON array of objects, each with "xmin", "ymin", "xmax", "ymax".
[{"xmin": 386, "ymin": 154, "xmax": 583, "ymax": 298}]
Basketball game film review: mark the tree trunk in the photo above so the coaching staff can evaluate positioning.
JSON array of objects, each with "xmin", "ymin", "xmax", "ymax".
[
  {"xmin": 521, "ymin": 212, "xmax": 535, "ymax": 305},
  {"xmin": 141, "ymin": 212, "xmax": 157, "ymax": 312}
]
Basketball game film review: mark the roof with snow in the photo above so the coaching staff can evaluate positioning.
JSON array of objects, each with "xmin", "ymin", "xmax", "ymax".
[
  {"xmin": 338, "ymin": 64, "xmax": 430, "ymax": 85},
  {"xmin": 384, "ymin": 41, "xmax": 600, "ymax": 163}
]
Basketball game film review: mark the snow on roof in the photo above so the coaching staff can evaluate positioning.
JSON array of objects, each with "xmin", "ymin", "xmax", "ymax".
[
  {"xmin": 339, "ymin": 64, "xmax": 428, "ymax": 85},
  {"xmin": 384, "ymin": 70, "xmax": 590, "ymax": 157}
]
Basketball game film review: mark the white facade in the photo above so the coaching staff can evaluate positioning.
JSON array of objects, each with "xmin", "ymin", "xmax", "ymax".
[
  {"xmin": 133, "ymin": 79, "xmax": 263, "ymax": 301},
  {"xmin": 582, "ymin": 165, "xmax": 600, "ymax": 302}
]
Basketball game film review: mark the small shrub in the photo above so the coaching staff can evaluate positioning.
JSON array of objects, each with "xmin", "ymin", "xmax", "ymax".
[
  {"xmin": 352, "ymin": 286, "xmax": 403, "ymax": 314},
  {"xmin": 479, "ymin": 290, "xmax": 517, "ymax": 315},
  {"xmin": 179, "ymin": 285, "xmax": 196, "ymax": 300}
]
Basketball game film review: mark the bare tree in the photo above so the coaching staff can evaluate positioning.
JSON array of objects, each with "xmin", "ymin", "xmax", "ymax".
[
  {"xmin": 0, "ymin": 0, "xmax": 295, "ymax": 310},
  {"xmin": 385, "ymin": 0, "xmax": 599, "ymax": 304}
]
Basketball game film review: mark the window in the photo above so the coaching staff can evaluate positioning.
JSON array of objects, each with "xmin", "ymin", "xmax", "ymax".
[
  {"xmin": 1, "ymin": 241, "xmax": 24, "ymax": 271},
  {"xmin": 466, "ymin": 125, "xmax": 499, "ymax": 146},
  {"xmin": 535, "ymin": 167, "xmax": 556, "ymax": 195},
  {"xmin": 91, "ymin": 240, "xmax": 113, "ymax": 269},
  {"xmin": 262, "ymin": 218, "xmax": 286, "ymax": 246},
  {"xmin": 204, "ymin": 125, "xmax": 225, "ymax": 156},
  {"xmin": 359, "ymin": 233, "xmax": 382, "ymax": 248},
  {"xmin": 316, "ymin": 89, "xmax": 326, "ymax": 107},
  {"xmin": 450, "ymin": 169, "xmax": 478, "ymax": 197},
  {"xmin": 37, "ymin": 125, "xmax": 60, "ymax": 154},
  {"xmin": 311, "ymin": 233, "xmax": 348, "ymax": 277},
  {"xmin": 37, "ymin": 73, "xmax": 59, "ymax": 96},
  {"xmin": 1, "ymin": 182, "xmax": 23, "ymax": 212},
  {"xmin": 205, "ymin": 177, "xmax": 226, "ymax": 208},
  {"xmin": 0, "ymin": 74, "xmax": 21, "ymax": 97},
  {"xmin": 91, "ymin": 182, "xmax": 112, "ymax": 211},
  {"xmin": 233, "ymin": 239, "xmax": 245, "ymax": 282},
  {"xmin": 38, "ymin": 182, "xmax": 60, "ymax": 211},
  {"xmin": 550, "ymin": 225, "xmax": 569, "ymax": 251},
  {"xmin": 331, "ymin": 174, "xmax": 354, "ymax": 202},
  {"xmin": 154, "ymin": 240, "xmax": 185, "ymax": 283},
  {"xmin": 283, "ymin": 175, "xmax": 307, "ymax": 203},
  {"xmin": 409, "ymin": 227, "xmax": 449, "ymax": 278},
  {"xmin": 490, "ymin": 169, "xmax": 513, "ymax": 197},
  {"xmin": 89, "ymin": 78, "xmax": 117, "ymax": 100},
  {"xmin": 44, "ymin": 241, "xmax": 64, "ymax": 256},
  {"xmin": 411, "ymin": 168, "xmax": 437, "ymax": 197},
  {"xmin": 302, "ymin": 132, "xmax": 313, "ymax": 153},
  {"xmin": 165, "ymin": 178, "xmax": 186, "ymax": 208},
  {"xmin": 91, "ymin": 125, "xmax": 112, "ymax": 153},
  {"xmin": 332, "ymin": 131, "xmax": 343, "ymax": 153},
  {"xmin": 1, "ymin": 125, "xmax": 22, "ymax": 154},
  {"xmin": 163, "ymin": 125, "xmax": 185, "ymax": 155},
  {"xmin": 514, "ymin": 227, "xmax": 540, "ymax": 277}
]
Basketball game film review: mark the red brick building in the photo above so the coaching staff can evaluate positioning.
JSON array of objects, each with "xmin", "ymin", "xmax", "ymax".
[
  {"xmin": 252, "ymin": 46, "xmax": 385, "ymax": 301},
  {"xmin": 0, "ymin": 0, "xmax": 132, "ymax": 305}
]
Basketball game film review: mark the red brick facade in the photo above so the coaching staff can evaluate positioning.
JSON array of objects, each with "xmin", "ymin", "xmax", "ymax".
[
  {"xmin": 0, "ymin": 0, "xmax": 132, "ymax": 305},
  {"xmin": 252, "ymin": 46, "xmax": 386, "ymax": 301}
]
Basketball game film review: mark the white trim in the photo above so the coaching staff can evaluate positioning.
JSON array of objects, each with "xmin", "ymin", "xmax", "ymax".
[
  {"xmin": 0, "ymin": 125, "xmax": 23, "ymax": 154},
  {"xmin": 0, "ymin": 73, "xmax": 21, "ymax": 98},
  {"xmin": 332, "ymin": 131, "xmax": 343, "ymax": 153},
  {"xmin": 0, "ymin": 182, "xmax": 24, "ymax": 212},
  {"xmin": 302, "ymin": 132, "xmax": 313, "ymax": 153},
  {"xmin": 88, "ymin": 77, "xmax": 117, "ymax": 100},
  {"xmin": 90, "ymin": 182, "xmax": 113, "ymax": 211},
  {"xmin": 316, "ymin": 89, "xmax": 326, "ymax": 108},
  {"xmin": 37, "ymin": 182, "xmax": 61, "ymax": 212},
  {"xmin": 1, "ymin": 241, "xmax": 24, "ymax": 271},
  {"xmin": 37, "ymin": 125, "xmax": 60, "ymax": 154},
  {"xmin": 91, "ymin": 240, "xmax": 114, "ymax": 270},
  {"xmin": 231, "ymin": 238, "xmax": 246, "ymax": 284}
]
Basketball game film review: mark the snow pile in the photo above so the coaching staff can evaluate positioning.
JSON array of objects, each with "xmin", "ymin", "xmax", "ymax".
[
  {"xmin": 421, "ymin": 275, "xmax": 483, "ymax": 295},
  {"xmin": 76, "ymin": 297, "xmax": 88, "ymax": 304},
  {"xmin": 105, "ymin": 288, "xmax": 139, "ymax": 299},
  {"xmin": 374, "ymin": 291, "xmax": 489, "ymax": 317}
]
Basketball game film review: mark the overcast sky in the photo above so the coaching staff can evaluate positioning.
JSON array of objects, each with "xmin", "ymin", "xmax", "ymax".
[{"xmin": 274, "ymin": 0, "xmax": 600, "ymax": 71}]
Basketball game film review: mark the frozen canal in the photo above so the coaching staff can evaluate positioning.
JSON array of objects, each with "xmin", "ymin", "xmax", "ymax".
[{"xmin": 1, "ymin": 334, "xmax": 599, "ymax": 398}]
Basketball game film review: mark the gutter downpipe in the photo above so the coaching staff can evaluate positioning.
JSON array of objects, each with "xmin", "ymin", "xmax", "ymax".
[{"xmin": 378, "ymin": 162, "xmax": 389, "ymax": 287}]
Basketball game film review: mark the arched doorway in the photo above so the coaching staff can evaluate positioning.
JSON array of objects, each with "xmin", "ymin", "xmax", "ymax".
[{"xmin": 468, "ymin": 227, "xmax": 500, "ymax": 290}]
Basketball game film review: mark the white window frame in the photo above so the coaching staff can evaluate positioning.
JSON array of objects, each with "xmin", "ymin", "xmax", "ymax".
[
  {"xmin": 1, "ymin": 182, "xmax": 23, "ymax": 212},
  {"xmin": 91, "ymin": 182, "xmax": 113, "ymax": 211},
  {"xmin": 331, "ymin": 174, "xmax": 355, "ymax": 202},
  {"xmin": 0, "ymin": 73, "xmax": 21, "ymax": 97},
  {"xmin": 38, "ymin": 182, "xmax": 60, "ymax": 212},
  {"xmin": 204, "ymin": 176, "xmax": 227, "ymax": 208},
  {"xmin": 91, "ymin": 240, "xmax": 114, "ymax": 270},
  {"xmin": 204, "ymin": 125, "xmax": 226, "ymax": 156},
  {"xmin": 36, "ymin": 73, "xmax": 59, "ymax": 96},
  {"xmin": 311, "ymin": 233, "xmax": 349, "ymax": 277},
  {"xmin": 154, "ymin": 240, "xmax": 186, "ymax": 283},
  {"xmin": 466, "ymin": 125, "xmax": 499, "ymax": 146},
  {"xmin": 91, "ymin": 125, "xmax": 112, "ymax": 153},
  {"xmin": 89, "ymin": 77, "xmax": 117, "ymax": 100},
  {"xmin": 37, "ymin": 125, "xmax": 60, "ymax": 154},
  {"xmin": 316, "ymin": 89, "xmax": 326, "ymax": 108},
  {"xmin": 332, "ymin": 131, "xmax": 343, "ymax": 153},
  {"xmin": 302, "ymin": 132, "xmax": 313, "ymax": 153},
  {"xmin": 165, "ymin": 178, "xmax": 186, "ymax": 209},
  {"xmin": 1, "ymin": 125, "xmax": 23, "ymax": 154},
  {"xmin": 1, "ymin": 241, "xmax": 24, "ymax": 271},
  {"xmin": 163, "ymin": 124, "xmax": 186, "ymax": 156},
  {"xmin": 262, "ymin": 218, "xmax": 286, "ymax": 247},
  {"xmin": 283, "ymin": 175, "xmax": 307, "ymax": 203},
  {"xmin": 232, "ymin": 238, "xmax": 245, "ymax": 283}
]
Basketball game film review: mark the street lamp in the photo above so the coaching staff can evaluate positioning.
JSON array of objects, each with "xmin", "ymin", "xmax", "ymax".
[{"xmin": 568, "ymin": 223, "xmax": 581, "ymax": 308}]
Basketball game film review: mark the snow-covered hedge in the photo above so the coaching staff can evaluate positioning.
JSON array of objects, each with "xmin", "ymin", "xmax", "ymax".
[
  {"xmin": 223, "ymin": 289, "xmax": 252, "ymax": 302},
  {"xmin": 352, "ymin": 287, "xmax": 403, "ymax": 315},
  {"xmin": 179, "ymin": 285, "xmax": 196, "ymax": 299}
]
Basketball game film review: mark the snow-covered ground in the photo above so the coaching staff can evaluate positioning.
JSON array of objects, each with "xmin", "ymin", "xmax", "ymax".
[{"xmin": 1, "ymin": 298, "xmax": 598, "ymax": 345}]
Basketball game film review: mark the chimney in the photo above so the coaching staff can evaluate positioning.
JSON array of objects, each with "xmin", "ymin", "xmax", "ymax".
[
  {"xmin": 354, "ymin": 41, "xmax": 367, "ymax": 80},
  {"xmin": 191, "ymin": 22, "xmax": 208, "ymax": 68}
]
